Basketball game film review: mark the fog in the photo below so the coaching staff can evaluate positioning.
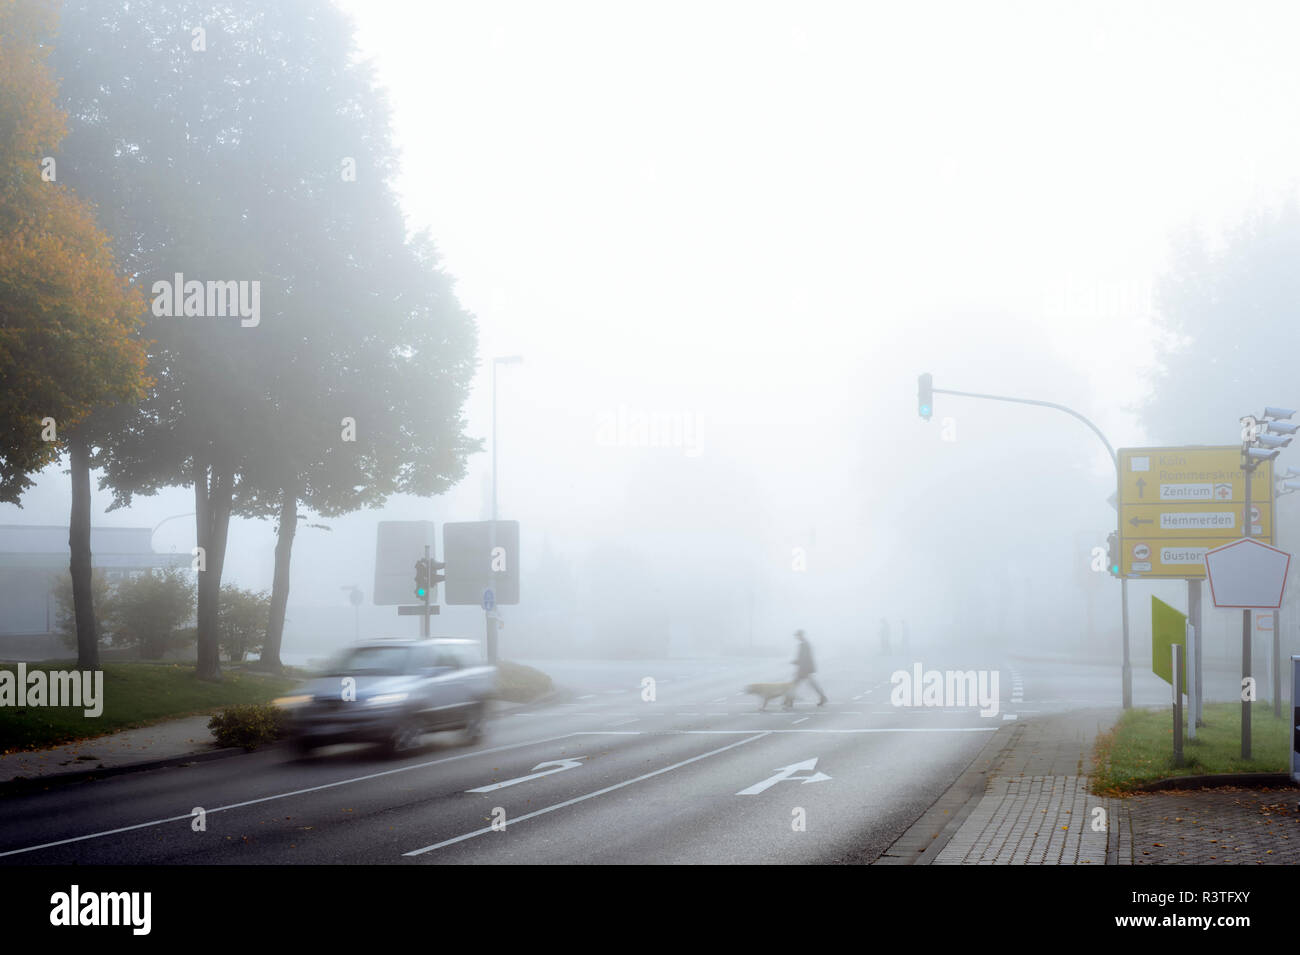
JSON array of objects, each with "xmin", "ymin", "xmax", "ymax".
[{"xmin": 7, "ymin": 0, "xmax": 1300, "ymax": 670}]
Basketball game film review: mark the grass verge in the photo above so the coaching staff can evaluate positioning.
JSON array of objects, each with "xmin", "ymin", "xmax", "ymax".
[
  {"xmin": 1092, "ymin": 701, "xmax": 1292, "ymax": 794},
  {"xmin": 0, "ymin": 662, "xmax": 296, "ymax": 752}
]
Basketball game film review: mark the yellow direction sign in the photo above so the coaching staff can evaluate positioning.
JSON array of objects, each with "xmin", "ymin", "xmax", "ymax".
[
  {"xmin": 1119, "ymin": 447, "xmax": 1271, "ymax": 505},
  {"xmin": 1118, "ymin": 446, "xmax": 1273, "ymax": 579},
  {"xmin": 1120, "ymin": 501, "xmax": 1273, "ymax": 539}
]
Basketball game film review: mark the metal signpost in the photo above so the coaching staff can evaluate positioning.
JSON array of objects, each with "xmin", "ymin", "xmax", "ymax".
[
  {"xmin": 443, "ymin": 520, "xmax": 519, "ymax": 663},
  {"xmin": 1292, "ymin": 655, "xmax": 1300, "ymax": 785},
  {"xmin": 1204, "ymin": 537, "xmax": 1292, "ymax": 759}
]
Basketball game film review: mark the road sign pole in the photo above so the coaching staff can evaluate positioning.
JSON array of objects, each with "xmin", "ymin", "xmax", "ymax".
[
  {"xmin": 1121, "ymin": 578, "xmax": 1132, "ymax": 709},
  {"xmin": 1186, "ymin": 621, "xmax": 1197, "ymax": 741},
  {"xmin": 1274, "ymin": 609, "xmax": 1282, "ymax": 719},
  {"xmin": 1173, "ymin": 642, "xmax": 1184, "ymax": 767},
  {"xmin": 1242, "ymin": 465, "xmax": 1252, "ymax": 759},
  {"xmin": 1189, "ymin": 578, "xmax": 1204, "ymax": 726}
]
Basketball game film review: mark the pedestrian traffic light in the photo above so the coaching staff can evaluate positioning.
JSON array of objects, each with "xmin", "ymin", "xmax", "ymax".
[
  {"xmin": 414, "ymin": 558, "xmax": 430, "ymax": 599},
  {"xmin": 918, "ymin": 373, "xmax": 933, "ymax": 421},
  {"xmin": 1106, "ymin": 531, "xmax": 1120, "ymax": 577}
]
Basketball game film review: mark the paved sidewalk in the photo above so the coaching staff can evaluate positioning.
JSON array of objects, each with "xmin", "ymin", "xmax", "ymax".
[
  {"xmin": 933, "ymin": 774, "xmax": 1117, "ymax": 864},
  {"xmin": 930, "ymin": 709, "xmax": 1124, "ymax": 865},
  {"xmin": 1121, "ymin": 786, "xmax": 1300, "ymax": 864},
  {"xmin": 0, "ymin": 715, "xmax": 222, "ymax": 783}
]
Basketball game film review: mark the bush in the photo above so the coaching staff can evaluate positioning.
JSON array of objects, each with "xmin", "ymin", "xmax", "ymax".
[
  {"xmin": 207, "ymin": 703, "xmax": 287, "ymax": 750},
  {"xmin": 495, "ymin": 661, "xmax": 553, "ymax": 703},
  {"xmin": 218, "ymin": 585, "xmax": 271, "ymax": 662},
  {"xmin": 107, "ymin": 568, "xmax": 196, "ymax": 659}
]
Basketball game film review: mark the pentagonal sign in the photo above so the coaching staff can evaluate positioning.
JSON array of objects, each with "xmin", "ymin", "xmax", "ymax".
[{"xmin": 1204, "ymin": 538, "xmax": 1291, "ymax": 609}]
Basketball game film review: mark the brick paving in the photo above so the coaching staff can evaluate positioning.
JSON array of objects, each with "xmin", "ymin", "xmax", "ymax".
[
  {"xmin": 933, "ymin": 774, "xmax": 1119, "ymax": 864},
  {"xmin": 1121, "ymin": 786, "xmax": 1300, "ymax": 865}
]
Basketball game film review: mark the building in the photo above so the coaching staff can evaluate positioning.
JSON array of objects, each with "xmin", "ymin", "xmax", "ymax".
[{"xmin": 0, "ymin": 525, "xmax": 188, "ymax": 659}]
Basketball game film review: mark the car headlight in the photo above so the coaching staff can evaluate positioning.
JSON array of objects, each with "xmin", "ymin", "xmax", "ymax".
[
  {"xmin": 366, "ymin": 692, "xmax": 409, "ymax": 706},
  {"xmin": 273, "ymin": 694, "xmax": 311, "ymax": 707}
]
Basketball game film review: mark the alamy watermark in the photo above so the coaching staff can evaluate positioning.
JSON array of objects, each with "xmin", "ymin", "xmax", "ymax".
[
  {"xmin": 595, "ymin": 404, "xmax": 703, "ymax": 457},
  {"xmin": 151, "ymin": 273, "xmax": 261, "ymax": 327},
  {"xmin": 0, "ymin": 663, "xmax": 103, "ymax": 717},
  {"xmin": 890, "ymin": 662, "xmax": 1000, "ymax": 717}
]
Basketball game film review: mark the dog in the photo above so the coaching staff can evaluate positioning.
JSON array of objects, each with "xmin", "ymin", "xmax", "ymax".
[{"xmin": 744, "ymin": 681, "xmax": 794, "ymax": 711}]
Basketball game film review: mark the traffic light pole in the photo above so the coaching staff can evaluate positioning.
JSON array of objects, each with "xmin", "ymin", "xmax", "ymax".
[
  {"xmin": 928, "ymin": 384, "xmax": 1131, "ymax": 709},
  {"xmin": 422, "ymin": 545, "xmax": 431, "ymax": 639}
]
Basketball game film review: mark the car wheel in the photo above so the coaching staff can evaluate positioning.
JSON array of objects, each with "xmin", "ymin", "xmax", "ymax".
[
  {"xmin": 463, "ymin": 701, "xmax": 487, "ymax": 744},
  {"xmin": 386, "ymin": 717, "xmax": 424, "ymax": 756}
]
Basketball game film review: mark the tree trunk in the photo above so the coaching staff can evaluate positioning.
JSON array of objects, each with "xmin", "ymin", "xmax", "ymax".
[
  {"xmin": 193, "ymin": 454, "xmax": 233, "ymax": 681},
  {"xmin": 68, "ymin": 432, "xmax": 99, "ymax": 670},
  {"xmin": 262, "ymin": 483, "xmax": 298, "ymax": 673}
]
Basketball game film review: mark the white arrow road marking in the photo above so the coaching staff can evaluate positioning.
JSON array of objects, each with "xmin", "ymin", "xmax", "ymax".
[
  {"xmin": 404, "ymin": 732, "xmax": 770, "ymax": 856},
  {"xmin": 467, "ymin": 757, "xmax": 585, "ymax": 793},
  {"xmin": 736, "ymin": 757, "xmax": 831, "ymax": 795}
]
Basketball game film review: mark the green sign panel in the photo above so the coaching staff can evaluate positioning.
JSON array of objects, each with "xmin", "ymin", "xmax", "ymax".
[{"xmin": 1151, "ymin": 596, "xmax": 1188, "ymax": 694}]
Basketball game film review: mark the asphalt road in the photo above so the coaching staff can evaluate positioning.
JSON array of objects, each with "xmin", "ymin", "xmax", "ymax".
[{"xmin": 0, "ymin": 651, "xmax": 1168, "ymax": 865}]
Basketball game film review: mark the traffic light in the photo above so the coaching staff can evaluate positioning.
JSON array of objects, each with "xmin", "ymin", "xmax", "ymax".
[
  {"xmin": 1106, "ymin": 531, "xmax": 1120, "ymax": 577},
  {"xmin": 918, "ymin": 373, "xmax": 933, "ymax": 421},
  {"xmin": 414, "ymin": 557, "xmax": 430, "ymax": 599},
  {"xmin": 429, "ymin": 559, "xmax": 446, "ymax": 590}
]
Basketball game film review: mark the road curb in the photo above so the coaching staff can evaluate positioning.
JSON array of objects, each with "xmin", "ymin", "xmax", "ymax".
[
  {"xmin": 871, "ymin": 720, "xmax": 1023, "ymax": 865},
  {"xmin": 1130, "ymin": 771, "xmax": 1294, "ymax": 792},
  {"xmin": 0, "ymin": 744, "xmax": 249, "ymax": 796}
]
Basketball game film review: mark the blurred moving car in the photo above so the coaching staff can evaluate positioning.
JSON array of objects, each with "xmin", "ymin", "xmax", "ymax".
[{"xmin": 275, "ymin": 638, "xmax": 497, "ymax": 756}]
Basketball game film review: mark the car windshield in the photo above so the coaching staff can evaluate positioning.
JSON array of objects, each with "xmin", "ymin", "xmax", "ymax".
[{"xmin": 325, "ymin": 646, "xmax": 412, "ymax": 676}]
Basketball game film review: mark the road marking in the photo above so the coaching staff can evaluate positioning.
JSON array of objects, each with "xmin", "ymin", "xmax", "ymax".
[
  {"xmin": 467, "ymin": 757, "xmax": 585, "ymax": 793},
  {"xmin": 577, "ymin": 694, "xmax": 596, "ymax": 701},
  {"xmin": 678, "ymin": 727, "xmax": 997, "ymax": 734},
  {"xmin": 402, "ymin": 732, "xmax": 772, "ymax": 857},
  {"xmin": 737, "ymin": 757, "xmax": 831, "ymax": 795},
  {"xmin": 1002, "ymin": 713, "xmax": 1018, "ymax": 721},
  {"xmin": 0, "ymin": 731, "xmax": 591, "ymax": 860},
  {"xmin": 608, "ymin": 718, "xmax": 639, "ymax": 727},
  {"xmin": 792, "ymin": 717, "xmax": 809, "ymax": 725},
  {"xmin": 712, "ymin": 697, "xmax": 728, "ymax": 703}
]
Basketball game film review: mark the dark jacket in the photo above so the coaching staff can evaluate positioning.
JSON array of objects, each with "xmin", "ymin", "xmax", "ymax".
[{"xmin": 793, "ymin": 641, "xmax": 815, "ymax": 677}]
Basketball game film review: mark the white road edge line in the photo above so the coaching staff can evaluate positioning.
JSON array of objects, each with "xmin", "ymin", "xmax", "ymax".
[
  {"xmin": 402, "ymin": 732, "xmax": 772, "ymax": 857},
  {"xmin": 0, "ymin": 731, "xmax": 589, "ymax": 860}
]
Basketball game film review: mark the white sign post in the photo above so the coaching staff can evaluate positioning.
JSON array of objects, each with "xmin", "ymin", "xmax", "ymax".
[
  {"xmin": 1185, "ymin": 622, "xmax": 1197, "ymax": 741},
  {"xmin": 1292, "ymin": 655, "xmax": 1299, "ymax": 785}
]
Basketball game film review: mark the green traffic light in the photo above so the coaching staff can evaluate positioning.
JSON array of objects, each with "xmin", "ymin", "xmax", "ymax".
[{"xmin": 416, "ymin": 587, "xmax": 427, "ymax": 597}]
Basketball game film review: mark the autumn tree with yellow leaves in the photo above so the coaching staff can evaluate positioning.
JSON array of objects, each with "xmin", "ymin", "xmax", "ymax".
[{"xmin": 0, "ymin": 0, "xmax": 150, "ymax": 667}]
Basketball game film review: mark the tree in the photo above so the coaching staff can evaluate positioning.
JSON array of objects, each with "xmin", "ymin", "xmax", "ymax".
[
  {"xmin": 105, "ymin": 569, "xmax": 196, "ymax": 660},
  {"xmin": 1140, "ymin": 204, "xmax": 1300, "ymax": 445},
  {"xmin": 217, "ymin": 585, "xmax": 269, "ymax": 663},
  {"xmin": 54, "ymin": 1, "xmax": 481, "ymax": 677},
  {"xmin": 52, "ymin": 567, "xmax": 111, "ymax": 650},
  {"xmin": 0, "ymin": 0, "xmax": 151, "ymax": 670}
]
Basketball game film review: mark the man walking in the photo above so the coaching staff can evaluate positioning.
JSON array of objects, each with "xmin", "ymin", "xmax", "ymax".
[{"xmin": 784, "ymin": 629, "xmax": 828, "ymax": 708}]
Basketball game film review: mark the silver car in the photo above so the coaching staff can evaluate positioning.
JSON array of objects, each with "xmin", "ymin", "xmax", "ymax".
[{"xmin": 277, "ymin": 638, "xmax": 497, "ymax": 756}]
